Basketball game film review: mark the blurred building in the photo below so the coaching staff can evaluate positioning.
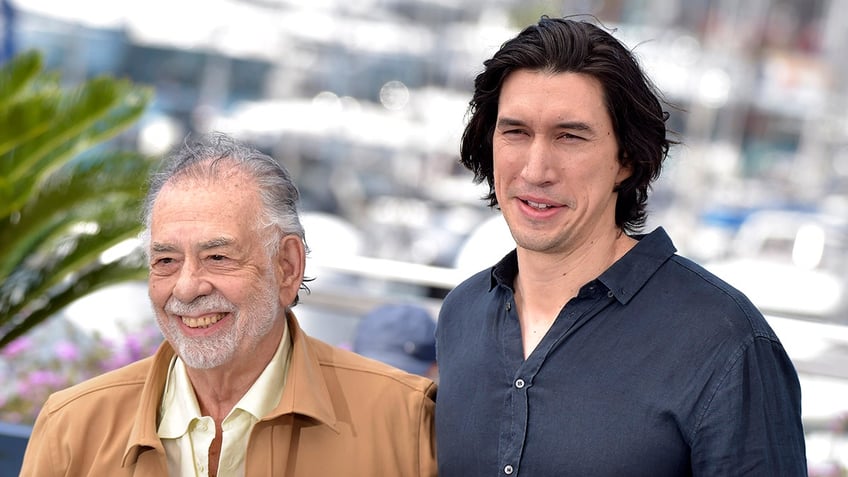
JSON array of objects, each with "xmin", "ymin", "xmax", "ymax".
[
  {"xmin": 1, "ymin": 0, "xmax": 845, "ymax": 270},
  {"xmin": 2, "ymin": 0, "xmax": 846, "ymax": 281}
]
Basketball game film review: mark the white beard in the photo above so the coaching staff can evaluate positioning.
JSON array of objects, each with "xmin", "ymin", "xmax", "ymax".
[{"xmin": 156, "ymin": 272, "xmax": 279, "ymax": 370}]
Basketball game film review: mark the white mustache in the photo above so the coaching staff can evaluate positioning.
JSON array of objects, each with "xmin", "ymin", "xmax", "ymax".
[{"xmin": 165, "ymin": 294, "xmax": 237, "ymax": 316}]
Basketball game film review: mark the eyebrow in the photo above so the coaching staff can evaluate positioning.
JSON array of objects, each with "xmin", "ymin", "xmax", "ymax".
[
  {"xmin": 150, "ymin": 237, "xmax": 234, "ymax": 254},
  {"xmin": 200, "ymin": 237, "xmax": 234, "ymax": 249},
  {"xmin": 150, "ymin": 242, "xmax": 177, "ymax": 254},
  {"xmin": 497, "ymin": 117, "xmax": 594, "ymax": 132}
]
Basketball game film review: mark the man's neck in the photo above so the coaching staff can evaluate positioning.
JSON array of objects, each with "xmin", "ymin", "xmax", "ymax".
[
  {"xmin": 513, "ymin": 229, "xmax": 636, "ymax": 358},
  {"xmin": 186, "ymin": 323, "xmax": 286, "ymax": 423}
]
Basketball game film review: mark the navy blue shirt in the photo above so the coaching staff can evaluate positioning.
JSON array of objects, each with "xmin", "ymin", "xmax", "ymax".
[{"xmin": 435, "ymin": 228, "xmax": 806, "ymax": 476}]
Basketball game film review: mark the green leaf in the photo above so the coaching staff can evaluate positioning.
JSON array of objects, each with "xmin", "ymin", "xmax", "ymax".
[
  {"xmin": 0, "ymin": 50, "xmax": 42, "ymax": 108},
  {"xmin": 0, "ymin": 50, "xmax": 154, "ymax": 350},
  {"xmin": 0, "ymin": 255, "xmax": 149, "ymax": 349}
]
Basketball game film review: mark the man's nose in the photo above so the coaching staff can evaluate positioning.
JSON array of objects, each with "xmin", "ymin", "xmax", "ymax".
[
  {"xmin": 172, "ymin": 259, "xmax": 213, "ymax": 303},
  {"xmin": 520, "ymin": 139, "xmax": 557, "ymax": 185}
]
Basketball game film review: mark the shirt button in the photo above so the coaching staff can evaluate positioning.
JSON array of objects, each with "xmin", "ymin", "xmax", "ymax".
[
  {"xmin": 504, "ymin": 464, "xmax": 514, "ymax": 474},
  {"xmin": 506, "ymin": 302, "xmax": 511, "ymax": 311},
  {"xmin": 514, "ymin": 378, "xmax": 525, "ymax": 389}
]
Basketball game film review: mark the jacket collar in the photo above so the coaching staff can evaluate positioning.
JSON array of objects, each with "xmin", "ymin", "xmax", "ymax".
[
  {"xmin": 267, "ymin": 310, "xmax": 339, "ymax": 431},
  {"xmin": 122, "ymin": 341, "xmax": 173, "ymax": 467},
  {"xmin": 122, "ymin": 310, "xmax": 339, "ymax": 466}
]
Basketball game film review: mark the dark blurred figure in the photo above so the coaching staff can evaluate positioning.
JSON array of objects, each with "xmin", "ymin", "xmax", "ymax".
[{"xmin": 354, "ymin": 303, "xmax": 438, "ymax": 381}]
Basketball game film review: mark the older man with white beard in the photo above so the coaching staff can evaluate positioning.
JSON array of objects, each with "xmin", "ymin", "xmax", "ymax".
[{"xmin": 20, "ymin": 133, "xmax": 438, "ymax": 477}]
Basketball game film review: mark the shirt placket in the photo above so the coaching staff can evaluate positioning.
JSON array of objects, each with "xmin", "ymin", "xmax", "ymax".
[
  {"xmin": 496, "ymin": 294, "xmax": 526, "ymax": 476},
  {"xmin": 495, "ymin": 282, "xmax": 612, "ymax": 476}
]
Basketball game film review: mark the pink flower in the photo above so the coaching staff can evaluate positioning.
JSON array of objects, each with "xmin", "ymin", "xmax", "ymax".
[
  {"xmin": 24, "ymin": 369, "xmax": 66, "ymax": 389},
  {"xmin": 55, "ymin": 341, "xmax": 79, "ymax": 361},
  {"xmin": 1, "ymin": 337, "xmax": 32, "ymax": 358}
]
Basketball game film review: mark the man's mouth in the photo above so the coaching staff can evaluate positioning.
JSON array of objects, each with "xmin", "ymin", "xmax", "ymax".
[
  {"xmin": 524, "ymin": 199, "xmax": 555, "ymax": 210},
  {"xmin": 181, "ymin": 313, "xmax": 226, "ymax": 329}
]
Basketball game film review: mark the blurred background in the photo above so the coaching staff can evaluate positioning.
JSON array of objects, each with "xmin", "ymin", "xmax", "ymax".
[{"xmin": 1, "ymin": 0, "xmax": 848, "ymax": 474}]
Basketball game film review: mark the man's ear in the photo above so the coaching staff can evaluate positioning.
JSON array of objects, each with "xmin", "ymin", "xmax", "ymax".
[
  {"xmin": 275, "ymin": 234, "xmax": 305, "ymax": 307},
  {"xmin": 614, "ymin": 151, "xmax": 633, "ymax": 190}
]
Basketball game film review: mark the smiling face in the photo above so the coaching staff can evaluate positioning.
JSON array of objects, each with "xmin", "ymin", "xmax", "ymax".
[
  {"xmin": 493, "ymin": 69, "xmax": 631, "ymax": 257},
  {"xmin": 147, "ymin": 163, "xmax": 296, "ymax": 370}
]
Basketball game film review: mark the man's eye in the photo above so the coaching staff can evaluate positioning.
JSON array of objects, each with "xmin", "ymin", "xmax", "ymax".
[
  {"xmin": 500, "ymin": 129, "xmax": 528, "ymax": 139},
  {"xmin": 209, "ymin": 254, "xmax": 227, "ymax": 261},
  {"xmin": 150, "ymin": 257, "xmax": 179, "ymax": 274}
]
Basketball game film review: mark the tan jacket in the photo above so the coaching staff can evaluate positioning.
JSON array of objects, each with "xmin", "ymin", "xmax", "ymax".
[{"xmin": 20, "ymin": 311, "xmax": 437, "ymax": 476}]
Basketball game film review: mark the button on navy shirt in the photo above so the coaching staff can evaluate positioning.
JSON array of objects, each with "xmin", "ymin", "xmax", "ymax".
[{"xmin": 435, "ymin": 228, "xmax": 806, "ymax": 476}]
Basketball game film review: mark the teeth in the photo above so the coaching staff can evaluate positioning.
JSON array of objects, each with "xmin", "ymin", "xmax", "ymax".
[
  {"xmin": 182, "ymin": 313, "xmax": 224, "ymax": 329},
  {"xmin": 526, "ymin": 200, "xmax": 551, "ymax": 209}
]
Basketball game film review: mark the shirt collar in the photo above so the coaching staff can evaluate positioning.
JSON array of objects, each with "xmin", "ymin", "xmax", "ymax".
[
  {"xmin": 488, "ymin": 227, "xmax": 677, "ymax": 304},
  {"xmin": 234, "ymin": 322, "xmax": 291, "ymax": 420},
  {"xmin": 124, "ymin": 311, "xmax": 336, "ymax": 466},
  {"xmin": 489, "ymin": 249, "xmax": 518, "ymax": 292},
  {"xmin": 597, "ymin": 227, "xmax": 676, "ymax": 304},
  {"xmin": 156, "ymin": 356, "xmax": 198, "ymax": 439},
  {"xmin": 156, "ymin": 322, "xmax": 292, "ymax": 439}
]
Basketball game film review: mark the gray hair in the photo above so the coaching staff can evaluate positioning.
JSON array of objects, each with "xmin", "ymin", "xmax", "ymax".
[{"xmin": 139, "ymin": 132, "xmax": 310, "ymax": 301}]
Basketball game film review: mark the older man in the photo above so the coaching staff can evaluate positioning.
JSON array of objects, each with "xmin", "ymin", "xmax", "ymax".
[{"xmin": 21, "ymin": 133, "xmax": 437, "ymax": 476}]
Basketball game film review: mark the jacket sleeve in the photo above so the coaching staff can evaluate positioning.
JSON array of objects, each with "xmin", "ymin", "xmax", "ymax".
[
  {"xmin": 418, "ymin": 381, "xmax": 438, "ymax": 477},
  {"xmin": 19, "ymin": 398, "xmax": 60, "ymax": 477},
  {"xmin": 690, "ymin": 336, "xmax": 807, "ymax": 476}
]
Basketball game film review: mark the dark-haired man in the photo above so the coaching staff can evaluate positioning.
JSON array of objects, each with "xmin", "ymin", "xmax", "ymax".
[{"xmin": 436, "ymin": 17, "xmax": 806, "ymax": 476}]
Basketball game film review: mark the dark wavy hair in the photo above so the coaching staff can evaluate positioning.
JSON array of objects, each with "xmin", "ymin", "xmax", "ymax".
[{"xmin": 460, "ymin": 16, "xmax": 676, "ymax": 233}]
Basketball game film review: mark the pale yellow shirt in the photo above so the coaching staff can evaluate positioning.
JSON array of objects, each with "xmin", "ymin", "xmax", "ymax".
[{"xmin": 157, "ymin": 326, "xmax": 291, "ymax": 477}]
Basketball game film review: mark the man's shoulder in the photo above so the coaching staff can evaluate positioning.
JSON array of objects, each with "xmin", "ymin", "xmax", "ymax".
[
  {"xmin": 660, "ymin": 253, "xmax": 779, "ymax": 338},
  {"xmin": 41, "ymin": 356, "xmax": 154, "ymax": 416},
  {"xmin": 667, "ymin": 254, "xmax": 757, "ymax": 306}
]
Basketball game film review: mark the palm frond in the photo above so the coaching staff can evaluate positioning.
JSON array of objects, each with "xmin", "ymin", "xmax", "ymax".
[
  {"xmin": 0, "ymin": 50, "xmax": 42, "ymax": 109},
  {"xmin": 0, "ymin": 251, "xmax": 149, "ymax": 349},
  {"xmin": 0, "ymin": 50, "xmax": 154, "ymax": 349},
  {"xmin": 1, "ymin": 78, "xmax": 152, "ymax": 215},
  {"xmin": 0, "ymin": 151, "xmax": 153, "ymax": 278}
]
